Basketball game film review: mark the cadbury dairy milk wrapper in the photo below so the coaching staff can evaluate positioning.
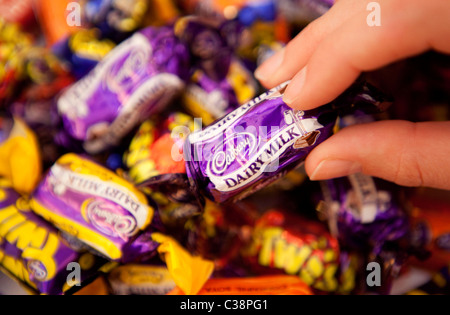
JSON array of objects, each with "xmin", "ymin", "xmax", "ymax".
[
  {"xmin": 0, "ymin": 180, "xmax": 108, "ymax": 295},
  {"xmin": 184, "ymin": 81, "xmax": 391, "ymax": 203},
  {"xmin": 30, "ymin": 154, "xmax": 215, "ymax": 294},
  {"xmin": 57, "ymin": 26, "xmax": 190, "ymax": 154},
  {"xmin": 30, "ymin": 154, "xmax": 159, "ymax": 262}
]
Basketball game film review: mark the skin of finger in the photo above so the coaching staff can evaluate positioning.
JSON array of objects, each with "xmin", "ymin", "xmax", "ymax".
[
  {"xmin": 304, "ymin": 121, "xmax": 450, "ymax": 190},
  {"xmin": 257, "ymin": 0, "xmax": 365, "ymax": 88},
  {"xmin": 425, "ymin": 0, "xmax": 450, "ymax": 53},
  {"xmin": 283, "ymin": 0, "xmax": 440, "ymax": 110}
]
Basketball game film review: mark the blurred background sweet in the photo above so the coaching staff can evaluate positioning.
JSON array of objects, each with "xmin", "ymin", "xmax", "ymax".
[{"xmin": 0, "ymin": 0, "xmax": 449, "ymax": 295}]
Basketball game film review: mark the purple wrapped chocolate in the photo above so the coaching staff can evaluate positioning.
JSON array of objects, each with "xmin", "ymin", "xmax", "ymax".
[
  {"xmin": 182, "ymin": 58, "xmax": 259, "ymax": 126},
  {"xmin": 318, "ymin": 173, "xmax": 410, "ymax": 294},
  {"xmin": 184, "ymin": 81, "xmax": 391, "ymax": 203},
  {"xmin": 175, "ymin": 16, "xmax": 242, "ymax": 81},
  {"xmin": 0, "ymin": 181, "xmax": 107, "ymax": 295},
  {"xmin": 183, "ymin": 69, "xmax": 239, "ymax": 125},
  {"xmin": 57, "ymin": 26, "xmax": 190, "ymax": 154},
  {"xmin": 176, "ymin": 16, "xmax": 258, "ymax": 125},
  {"xmin": 30, "ymin": 154, "xmax": 160, "ymax": 263},
  {"xmin": 319, "ymin": 173, "xmax": 409, "ymax": 254}
]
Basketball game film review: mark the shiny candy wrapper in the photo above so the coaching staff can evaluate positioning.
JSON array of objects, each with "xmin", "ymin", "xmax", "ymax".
[
  {"xmin": 108, "ymin": 264, "xmax": 176, "ymax": 295},
  {"xmin": 124, "ymin": 112, "xmax": 199, "ymax": 184},
  {"xmin": 404, "ymin": 266, "xmax": 450, "ymax": 295},
  {"xmin": 124, "ymin": 113, "xmax": 204, "ymax": 226},
  {"xmin": 138, "ymin": 174, "xmax": 205, "ymax": 230},
  {"xmin": 241, "ymin": 209, "xmax": 351, "ymax": 293},
  {"xmin": 180, "ymin": 0, "xmax": 241, "ymax": 20},
  {"xmin": 176, "ymin": 16, "xmax": 258, "ymax": 125},
  {"xmin": 143, "ymin": 0, "xmax": 181, "ymax": 27},
  {"xmin": 186, "ymin": 199, "xmax": 258, "ymax": 267},
  {"xmin": 52, "ymin": 29, "xmax": 116, "ymax": 79},
  {"xmin": 0, "ymin": 115, "xmax": 42, "ymax": 194},
  {"xmin": 168, "ymin": 275, "xmax": 312, "ymax": 295},
  {"xmin": 181, "ymin": 0, "xmax": 276, "ymax": 26},
  {"xmin": 184, "ymin": 81, "xmax": 391, "ymax": 203},
  {"xmin": 9, "ymin": 85, "xmax": 73, "ymax": 170},
  {"xmin": 150, "ymin": 233, "xmax": 214, "ymax": 295},
  {"xmin": 30, "ymin": 153, "xmax": 159, "ymax": 262},
  {"xmin": 318, "ymin": 174, "xmax": 410, "ymax": 294},
  {"xmin": 6, "ymin": 46, "xmax": 74, "ymax": 170},
  {"xmin": 235, "ymin": 0, "xmax": 277, "ymax": 27},
  {"xmin": 175, "ymin": 16, "xmax": 243, "ymax": 81},
  {"xmin": 29, "ymin": 154, "xmax": 214, "ymax": 295},
  {"xmin": 0, "ymin": 20, "xmax": 32, "ymax": 102},
  {"xmin": 80, "ymin": 0, "xmax": 150, "ymax": 42},
  {"xmin": 183, "ymin": 59, "xmax": 258, "ymax": 126},
  {"xmin": 318, "ymin": 173, "xmax": 410, "ymax": 256},
  {"xmin": 407, "ymin": 192, "xmax": 450, "ymax": 271},
  {"xmin": 57, "ymin": 26, "xmax": 190, "ymax": 154},
  {"xmin": 1, "ymin": 19, "xmax": 74, "ymax": 104},
  {"xmin": 0, "ymin": 180, "xmax": 108, "ymax": 295},
  {"xmin": 73, "ymin": 276, "xmax": 110, "ymax": 295}
]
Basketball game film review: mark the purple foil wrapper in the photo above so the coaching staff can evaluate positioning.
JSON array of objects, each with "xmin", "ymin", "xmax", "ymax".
[
  {"xmin": 179, "ymin": 17, "xmax": 258, "ymax": 124},
  {"xmin": 57, "ymin": 26, "xmax": 190, "ymax": 154},
  {"xmin": 183, "ymin": 69, "xmax": 240, "ymax": 123},
  {"xmin": 175, "ymin": 17, "xmax": 242, "ymax": 82},
  {"xmin": 0, "ymin": 183, "xmax": 107, "ymax": 295},
  {"xmin": 320, "ymin": 173, "xmax": 409, "ymax": 255},
  {"xmin": 319, "ymin": 174, "xmax": 410, "ymax": 294},
  {"xmin": 30, "ymin": 154, "xmax": 159, "ymax": 263},
  {"xmin": 81, "ymin": 0, "xmax": 149, "ymax": 43},
  {"xmin": 184, "ymin": 81, "xmax": 390, "ymax": 203}
]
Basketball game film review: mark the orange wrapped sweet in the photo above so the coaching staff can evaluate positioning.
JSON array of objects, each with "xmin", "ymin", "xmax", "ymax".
[{"xmin": 168, "ymin": 275, "xmax": 312, "ymax": 295}]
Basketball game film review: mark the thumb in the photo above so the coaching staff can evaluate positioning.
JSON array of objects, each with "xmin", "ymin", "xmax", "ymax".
[{"xmin": 305, "ymin": 120, "xmax": 450, "ymax": 190}]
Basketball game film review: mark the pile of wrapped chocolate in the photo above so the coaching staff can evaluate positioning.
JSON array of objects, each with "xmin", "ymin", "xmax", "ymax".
[{"xmin": 0, "ymin": 0, "xmax": 449, "ymax": 295}]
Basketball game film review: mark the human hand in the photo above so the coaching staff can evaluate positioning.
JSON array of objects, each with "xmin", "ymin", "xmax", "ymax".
[{"xmin": 255, "ymin": 0, "xmax": 450, "ymax": 190}]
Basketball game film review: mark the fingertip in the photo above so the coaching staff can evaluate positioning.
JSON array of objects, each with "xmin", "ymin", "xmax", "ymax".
[
  {"xmin": 304, "ymin": 121, "xmax": 450, "ymax": 189},
  {"xmin": 304, "ymin": 154, "xmax": 321, "ymax": 179},
  {"xmin": 254, "ymin": 48, "xmax": 285, "ymax": 87},
  {"xmin": 282, "ymin": 66, "xmax": 328, "ymax": 111},
  {"xmin": 282, "ymin": 67, "xmax": 307, "ymax": 109},
  {"xmin": 254, "ymin": 73, "xmax": 273, "ymax": 89},
  {"xmin": 309, "ymin": 159, "xmax": 363, "ymax": 181}
]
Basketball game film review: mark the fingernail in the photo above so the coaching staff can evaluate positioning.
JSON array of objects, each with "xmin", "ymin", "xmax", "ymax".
[
  {"xmin": 254, "ymin": 48, "xmax": 285, "ymax": 82},
  {"xmin": 310, "ymin": 160, "xmax": 362, "ymax": 181},
  {"xmin": 283, "ymin": 66, "xmax": 307, "ymax": 106}
]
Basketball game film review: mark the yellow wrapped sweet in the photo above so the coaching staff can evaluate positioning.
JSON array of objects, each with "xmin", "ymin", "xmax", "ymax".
[{"xmin": 0, "ymin": 117, "xmax": 41, "ymax": 194}]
